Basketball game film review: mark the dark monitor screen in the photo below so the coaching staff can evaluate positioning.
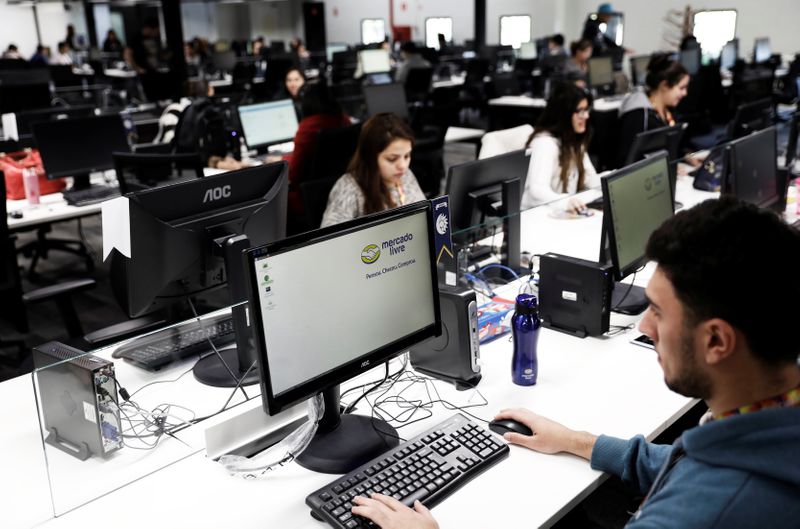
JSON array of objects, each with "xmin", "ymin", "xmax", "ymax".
[
  {"xmin": 720, "ymin": 39, "xmax": 738, "ymax": 70},
  {"xmin": 588, "ymin": 56, "xmax": 614, "ymax": 87},
  {"xmin": 244, "ymin": 202, "xmax": 440, "ymax": 473},
  {"xmin": 625, "ymin": 124, "xmax": 684, "ymax": 167},
  {"xmin": 363, "ymin": 83, "xmax": 409, "ymax": 119},
  {"xmin": 786, "ymin": 112, "xmax": 799, "ymax": 167},
  {"xmin": 754, "ymin": 37, "xmax": 771, "ymax": 63},
  {"xmin": 727, "ymin": 126, "xmax": 779, "ymax": 209},
  {"xmin": 601, "ymin": 152, "xmax": 674, "ymax": 281},
  {"xmin": 33, "ymin": 114, "xmax": 130, "ymax": 180},
  {"xmin": 679, "ymin": 48, "xmax": 701, "ymax": 76},
  {"xmin": 445, "ymin": 149, "xmax": 530, "ymax": 232},
  {"xmin": 14, "ymin": 105, "xmax": 96, "ymax": 137},
  {"xmin": 630, "ymin": 55, "xmax": 651, "ymax": 86},
  {"xmin": 728, "ymin": 98, "xmax": 772, "ymax": 140}
]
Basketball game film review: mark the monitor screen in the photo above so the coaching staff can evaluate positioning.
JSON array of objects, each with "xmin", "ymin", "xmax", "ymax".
[
  {"xmin": 728, "ymin": 126, "xmax": 779, "ymax": 209},
  {"xmin": 601, "ymin": 152, "xmax": 673, "ymax": 280},
  {"xmin": 728, "ymin": 98, "xmax": 772, "ymax": 140},
  {"xmin": 518, "ymin": 41, "xmax": 537, "ymax": 59},
  {"xmin": 359, "ymin": 49, "xmax": 392, "ymax": 74},
  {"xmin": 237, "ymin": 99, "xmax": 299, "ymax": 150},
  {"xmin": 786, "ymin": 112, "xmax": 799, "ymax": 167},
  {"xmin": 14, "ymin": 104, "xmax": 96, "ymax": 137},
  {"xmin": 754, "ymin": 37, "xmax": 771, "ymax": 63},
  {"xmin": 33, "ymin": 114, "xmax": 130, "ymax": 180},
  {"xmin": 720, "ymin": 39, "xmax": 738, "ymax": 70},
  {"xmin": 588, "ymin": 56, "xmax": 614, "ymax": 87},
  {"xmin": 244, "ymin": 202, "xmax": 440, "ymax": 472},
  {"xmin": 363, "ymin": 83, "xmax": 409, "ymax": 119},
  {"xmin": 679, "ymin": 48, "xmax": 700, "ymax": 76},
  {"xmin": 630, "ymin": 55, "xmax": 651, "ymax": 86},
  {"xmin": 326, "ymin": 43, "xmax": 348, "ymax": 63}
]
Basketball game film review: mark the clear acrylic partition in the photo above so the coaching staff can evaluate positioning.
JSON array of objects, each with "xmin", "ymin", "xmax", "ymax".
[{"xmin": 30, "ymin": 302, "xmax": 256, "ymax": 518}]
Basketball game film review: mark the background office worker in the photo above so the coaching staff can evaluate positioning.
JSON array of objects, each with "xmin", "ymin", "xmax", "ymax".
[
  {"xmin": 521, "ymin": 83, "xmax": 599, "ymax": 213},
  {"xmin": 617, "ymin": 55, "xmax": 689, "ymax": 166},
  {"xmin": 321, "ymin": 113, "xmax": 425, "ymax": 227},
  {"xmin": 353, "ymin": 197, "xmax": 800, "ymax": 528}
]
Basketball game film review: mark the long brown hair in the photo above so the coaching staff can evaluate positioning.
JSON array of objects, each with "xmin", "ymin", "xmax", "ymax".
[
  {"xmin": 348, "ymin": 113, "xmax": 415, "ymax": 214},
  {"xmin": 525, "ymin": 83, "xmax": 593, "ymax": 192}
]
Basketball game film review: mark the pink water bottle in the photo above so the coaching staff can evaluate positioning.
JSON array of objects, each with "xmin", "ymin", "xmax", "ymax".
[{"xmin": 23, "ymin": 167, "xmax": 40, "ymax": 205}]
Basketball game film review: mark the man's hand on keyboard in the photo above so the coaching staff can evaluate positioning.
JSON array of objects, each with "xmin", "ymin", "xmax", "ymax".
[
  {"xmin": 352, "ymin": 493, "xmax": 439, "ymax": 529},
  {"xmin": 495, "ymin": 408, "xmax": 597, "ymax": 460}
]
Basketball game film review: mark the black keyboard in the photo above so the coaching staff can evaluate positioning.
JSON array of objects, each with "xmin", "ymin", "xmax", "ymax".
[
  {"xmin": 306, "ymin": 413, "xmax": 509, "ymax": 529},
  {"xmin": 112, "ymin": 313, "xmax": 236, "ymax": 371},
  {"xmin": 63, "ymin": 185, "xmax": 120, "ymax": 206}
]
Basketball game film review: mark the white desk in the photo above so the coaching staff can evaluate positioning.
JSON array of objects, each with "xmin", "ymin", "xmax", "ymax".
[
  {"xmin": 2, "ymin": 180, "xmax": 714, "ymax": 529},
  {"xmin": 489, "ymin": 95, "xmax": 623, "ymax": 113},
  {"xmin": 444, "ymin": 126, "xmax": 485, "ymax": 144},
  {"xmin": 6, "ymin": 192, "xmax": 104, "ymax": 232}
]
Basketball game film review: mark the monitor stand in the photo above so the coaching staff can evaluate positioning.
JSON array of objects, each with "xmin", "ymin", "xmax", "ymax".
[
  {"xmin": 70, "ymin": 173, "xmax": 92, "ymax": 191},
  {"xmin": 296, "ymin": 385, "xmax": 399, "ymax": 474},
  {"xmin": 611, "ymin": 282, "xmax": 648, "ymax": 315}
]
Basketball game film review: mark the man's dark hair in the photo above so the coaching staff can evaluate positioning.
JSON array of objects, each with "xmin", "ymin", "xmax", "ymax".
[
  {"xmin": 646, "ymin": 197, "xmax": 800, "ymax": 366},
  {"xmin": 549, "ymin": 34, "xmax": 565, "ymax": 47}
]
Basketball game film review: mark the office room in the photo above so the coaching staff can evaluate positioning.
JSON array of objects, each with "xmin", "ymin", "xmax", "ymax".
[{"xmin": 1, "ymin": 0, "xmax": 799, "ymax": 527}]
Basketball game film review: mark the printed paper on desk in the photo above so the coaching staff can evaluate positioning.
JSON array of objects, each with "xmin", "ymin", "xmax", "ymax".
[
  {"xmin": 2, "ymin": 113, "xmax": 18, "ymax": 141},
  {"xmin": 102, "ymin": 196, "xmax": 131, "ymax": 260}
]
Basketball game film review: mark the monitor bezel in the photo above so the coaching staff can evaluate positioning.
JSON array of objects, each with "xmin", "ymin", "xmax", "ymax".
[
  {"xmin": 600, "ymin": 151, "xmax": 674, "ymax": 281},
  {"xmin": 587, "ymin": 56, "xmax": 614, "ymax": 88},
  {"xmin": 727, "ymin": 126, "xmax": 780, "ymax": 209},
  {"xmin": 237, "ymin": 99, "xmax": 299, "ymax": 151},
  {"xmin": 245, "ymin": 201, "xmax": 442, "ymax": 415}
]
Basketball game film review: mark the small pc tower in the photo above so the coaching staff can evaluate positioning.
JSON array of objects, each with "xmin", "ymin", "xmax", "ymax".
[
  {"xmin": 539, "ymin": 253, "xmax": 613, "ymax": 338},
  {"xmin": 33, "ymin": 342, "xmax": 123, "ymax": 461},
  {"xmin": 409, "ymin": 285, "xmax": 481, "ymax": 389}
]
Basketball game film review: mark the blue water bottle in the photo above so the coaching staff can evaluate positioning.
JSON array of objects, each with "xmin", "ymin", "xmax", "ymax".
[{"xmin": 511, "ymin": 293, "xmax": 541, "ymax": 386}]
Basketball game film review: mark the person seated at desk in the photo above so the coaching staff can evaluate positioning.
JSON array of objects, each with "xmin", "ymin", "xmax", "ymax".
[
  {"xmin": 351, "ymin": 197, "xmax": 800, "ymax": 529},
  {"xmin": 521, "ymin": 83, "xmax": 599, "ymax": 213},
  {"xmin": 51, "ymin": 41, "xmax": 73, "ymax": 65},
  {"xmin": 617, "ymin": 55, "xmax": 688, "ymax": 167},
  {"xmin": 395, "ymin": 41, "xmax": 431, "ymax": 84},
  {"xmin": 277, "ymin": 67, "xmax": 306, "ymax": 119},
  {"xmin": 564, "ymin": 39, "xmax": 593, "ymax": 88},
  {"xmin": 321, "ymin": 113, "xmax": 425, "ymax": 227}
]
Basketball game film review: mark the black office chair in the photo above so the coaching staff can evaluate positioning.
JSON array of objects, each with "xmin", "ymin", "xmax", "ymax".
[
  {"xmin": 48, "ymin": 65, "xmax": 84, "ymax": 88},
  {"xmin": 305, "ymin": 123, "xmax": 363, "ymax": 182},
  {"xmin": 300, "ymin": 176, "xmax": 340, "ymax": 230},
  {"xmin": 404, "ymin": 67, "xmax": 433, "ymax": 104},
  {"xmin": 113, "ymin": 151, "xmax": 205, "ymax": 194}
]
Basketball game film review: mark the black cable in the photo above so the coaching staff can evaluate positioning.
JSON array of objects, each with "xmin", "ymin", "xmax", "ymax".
[
  {"xmin": 612, "ymin": 268, "xmax": 642, "ymax": 311},
  {"xmin": 344, "ymin": 362, "xmax": 389, "ymax": 414}
]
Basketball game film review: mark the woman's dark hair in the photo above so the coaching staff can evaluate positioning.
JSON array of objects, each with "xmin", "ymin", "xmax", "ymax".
[
  {"xmin": 284, "ymin": 67, "xmax": 306, "ymax": 90},
  {"xmin": 526, "ymin": 83, "xmax": 593, "ymax": 193},
  {"xmin": 645, "ymin": 54, "xmax": 688, "ymax": 94},
  {"xmin": 570, "ymin": 39, "xmax": 592, "ymax": 57},
  {"xmin": 348, "ymin": 113, "xmax": 415, "ymax": 214},
  {"xmin": 299, "ymin": 80, "xmax": 340, "ymax": 118}
]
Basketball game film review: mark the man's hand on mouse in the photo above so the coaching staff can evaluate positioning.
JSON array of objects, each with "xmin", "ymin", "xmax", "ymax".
[
  {"xmin": 494, "ymin": 408, "xmax": 597, "ymax": 460},
  {"xmin": 352, "ymin": 493, "xmax": 439, "ymax": 529}
]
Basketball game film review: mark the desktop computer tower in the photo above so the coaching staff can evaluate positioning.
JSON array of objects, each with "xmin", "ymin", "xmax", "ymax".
[
  {"xmin": 33, "ymin": 342, "xmax": 123, "ymax": 461},
  {"xmin": 539, "ymin": 253, "xmax": 613, "ymax": 338},
  {"xmin": 409, "ymin": 286, "xmax": 481, "ymax": 389}
]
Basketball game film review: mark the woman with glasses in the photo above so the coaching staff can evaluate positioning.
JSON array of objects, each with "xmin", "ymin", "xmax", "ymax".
[{"xmin": 521, "ymin": 83, "xmax": 599, "ymax": 213}]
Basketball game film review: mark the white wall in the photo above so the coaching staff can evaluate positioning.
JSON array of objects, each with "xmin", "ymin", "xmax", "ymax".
[
  {"xmin": 565, "ymin": 0, "xmax": 800, "ymax": 57},
  {"xmin": 0, "ymin": 1, "xmax": 86, "ymax": 58},
  {"xmin": 181, "ymin": 2, "xmax": 219, "ymax": 43},
  {"xmin": 486, "ymin": 0, "xmax": 560, "ymax": 45},
  {"xmin": 324, "ymin": 0, "xmax": 389, "ymax": 44},
  {"xmin": 392, "ymin": 0, "xmax": 475, "ymax": 45}
]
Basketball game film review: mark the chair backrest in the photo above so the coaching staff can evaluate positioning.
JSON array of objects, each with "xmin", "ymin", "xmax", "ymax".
[
  {"xmin": 300, "ymin": 176, "xmax": 340, "ymax": 230},
  {"xmin": 113, "ymin": 151, "xmax": 204, "ymax": 194},
  {"xmin": 479, "ymin": 124, "xmax": 534, "ymax": 159},
  {"xmin": 306, "ymin": 122, "xmax": 363, "ymax": 182},
  {"xmin": 404, "ymin": 67, "xmax": 433, "ymax": 102}
]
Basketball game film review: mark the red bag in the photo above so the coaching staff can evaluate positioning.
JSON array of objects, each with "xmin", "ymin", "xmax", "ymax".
[{"xmin": 0, "ymin": 148, "xmax": 66, "ymax": 200}]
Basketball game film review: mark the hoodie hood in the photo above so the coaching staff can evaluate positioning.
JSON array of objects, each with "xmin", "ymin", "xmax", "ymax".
[
  {"xmin": 682, "ymin": 406, "xmax": 800, "ymax": 486},
  {"xmin": 618, "ymin": 89, "xmax": 652, "ymax": 117}
]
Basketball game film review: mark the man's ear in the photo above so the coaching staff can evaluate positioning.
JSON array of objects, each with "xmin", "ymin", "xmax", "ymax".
[{"xmin": 698, "ymin": 318, "xmax": 737, "ymax": 365}]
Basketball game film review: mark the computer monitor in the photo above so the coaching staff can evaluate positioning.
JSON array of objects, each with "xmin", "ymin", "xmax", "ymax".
[
  {"xmin": 679, "ymin": 48, "xmax": 701, "ymax": 76},
  {"xmin": 630, "ymin": 55, "xmax": 651, "ymax": 87},
  {"xmin": 110, "ymin": 163, "xmax": 288, "ymax": 387},
  {"xmin": 727, "ymin": 97, "xmax": 772, "ymax": 140},
  {"xmin": 518, "ymin": 41, "xmax": 537, "ymax": 60},
  {"xmin": 0, "ymin": 68, "xmax": 51, "ymax": 113},
  {"xmin": 359, "ymin": 49, "xmax": 392, "ymax": 74},
  {"xmin": 326, "ymin": 43, "xmax": 348, "ymax": 63},
  {"xmin": 600, "ymin": 152, "xmax": 674, "ymax": 314},
  {"xmin": 244, "ymin": 201, "xmax": 441, "ymax": 473},
  {"xmin": 624, "ymin": 124, "xmax": 685, "ymax": 205},
  {"xmin": 237, "ymin": 99, "xmax": 299, "ymax": 152},
  {"xmin": 754, "ymin": 37, "xmax": 771, "ymax": 64},
  {"xmin": 445, "ymin": 149, "xmax": 530, "ymax": 271},
  {"xmin": 588, "ymin": 56, "xmax": 614, "ymax": 89},
  {"xmin": 785, "ymin": 112, "xmax": 799, "ymax": 169},
  {"xmin": 13, "ymin": 105, "xmax": 97, "ymax": 138},
  {"xmin": 363, "ymin": 83, "xmax": 409, "ymax": 120},
  {"xmin": 32, "ymin": 114, "xmax": 130, "ymax": 191},
  {"xmin": 720, "ymin": 39, "xmax": 738, "ymax": 71},
  {"xmin": 726, "ymin": 126, "xmax": 779, "ymax": 209}
]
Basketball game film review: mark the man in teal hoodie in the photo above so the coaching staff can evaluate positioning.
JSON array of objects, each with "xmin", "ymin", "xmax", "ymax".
[{"xmin": 352, "ymin": 197, "xmax": 800, "ymax": 529}]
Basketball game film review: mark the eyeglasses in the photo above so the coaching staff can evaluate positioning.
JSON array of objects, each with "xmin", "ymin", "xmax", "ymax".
[{"xmin": 574, "ymin": 108, "xmax": 591, "ymax": 117}]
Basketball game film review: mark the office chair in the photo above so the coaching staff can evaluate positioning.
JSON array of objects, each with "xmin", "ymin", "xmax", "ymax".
[
  {"xmin": 404, "ymin": 67, "xmax": 433, "ymax": 104},
  {"xmin": 113, "ymin": 151, "xmax": 205, "ymax": 194},
  {"xmin": 48, "ymin": 65, "xmax": 83, "ymax": 88},
  {"xmin": 479, "ymin": 125, "xmax": 534, "ymax": 159},
  {"xmin": 300, "ymin": 176, "xmax": 340, "ymax": 230},
  {"xmin": 305, "ymin": 123, "xmax": 363, "ymax": 183}
]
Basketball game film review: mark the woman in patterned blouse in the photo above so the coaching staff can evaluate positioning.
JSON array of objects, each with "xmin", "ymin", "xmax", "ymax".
[{"xmin": 320, "ymin": 113, "xmax": 426, "ymax": 227}]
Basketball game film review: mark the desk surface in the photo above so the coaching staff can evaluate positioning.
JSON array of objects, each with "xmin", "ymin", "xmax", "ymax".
[
  {"xmin": 3, "ymin": 180, "xmax": 716, "ymax": 529},
  {"xmin": 489, "ymin": 95, "xmax": 623, "ymax": 113}
]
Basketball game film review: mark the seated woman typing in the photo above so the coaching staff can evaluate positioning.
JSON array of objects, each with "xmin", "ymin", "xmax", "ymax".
[
  {"xmin": 521, "ymin": 83, "xmax": 599, "ymax": 213},
  {"xmin": 321, "ymin": 113, "xmax": 426, "ymax": 227}
]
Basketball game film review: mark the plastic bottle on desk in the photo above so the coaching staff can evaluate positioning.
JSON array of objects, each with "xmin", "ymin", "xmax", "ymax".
[
  {"xmin": 511, "ymin": 293, "xmax": 541, "ymax": 386},
  {"xmin": 23, "ymin": 167, "xmax": 40, "ymax": 205}
]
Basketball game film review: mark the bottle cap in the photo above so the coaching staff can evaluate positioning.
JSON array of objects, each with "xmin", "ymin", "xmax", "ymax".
[{"xmin": 515, "ymin": 293, "xmax": 538, "ymax": 315}]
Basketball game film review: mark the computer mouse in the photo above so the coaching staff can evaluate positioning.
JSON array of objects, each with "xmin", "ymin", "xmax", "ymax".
[
  {"xmin": 9, "ymin": 211, "xmax": 23, "ymax": 219},
  {"xmin": 488, "ymin": 418, "xmax": 533, "ymax": 437}
]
